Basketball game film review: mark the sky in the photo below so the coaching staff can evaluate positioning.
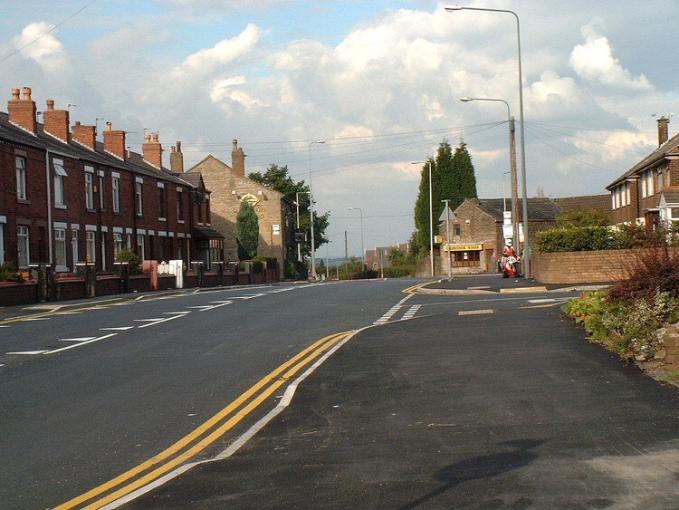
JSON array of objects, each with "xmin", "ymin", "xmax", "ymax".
[{"xmin": 2, "ymin": 0, "xmax": 679, "ymax": 257}]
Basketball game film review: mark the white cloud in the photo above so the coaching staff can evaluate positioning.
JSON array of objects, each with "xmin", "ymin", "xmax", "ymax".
[
  {"xmin": 210, "ymin": 76, "xmax": 266, "ymax": 109},
  {"xmin": 570, "ymin": 23, "xmax": 652, "ymax": 90},
  {"xmin": 12, "ymin": 22, "xmax": 68, "ymax": 72}
]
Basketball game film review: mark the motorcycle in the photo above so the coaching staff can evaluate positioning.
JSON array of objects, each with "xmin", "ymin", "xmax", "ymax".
[{"xmin": 500, "ymin": 254, "xmax": 520, "ymax": 278}]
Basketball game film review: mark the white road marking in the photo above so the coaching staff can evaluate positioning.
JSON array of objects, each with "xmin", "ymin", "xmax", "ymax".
[
  {"xmin": 468, "ymin": 286, "xmax": 490, "ymax": 290},
  {"xmin": 163, "ymin": 311, "xmax": 190, "ymax": 315},
  {"xmin": 187, "ymin": 305, "xmax": 212, "ymax": 310},
  {"xmin": 100, "ymin": 327, "xmax": 134, "ymax": 331},
  {"xmin": 6, "ymin": 350, "xmax": 48, "ymax": 355},
  {"xmin": 46, "ymin": 333, "xmax": 118, "ymax": 354},
  {"xmin": 54, "ymin": 311, "xmax": 82, "ymax": 315},
  {"xmin": 24, "ymin": 317, "xmax": 51, "ymax": 321},
  {"xmin": 528, "ymin": 297, "xmax": 569, "ymax": 304},
  {"xmin": 458, "ymin": 309, "xmax": 494, "ymax": 316},
  {"xmin": 137, "ymin": 315, "xmax": 185, "ymax": 329},
  {"xmin": 198, "ymin": 301, "xmax": 233, "ymax": 312},
  {"xmin": 268, "ymin": 287, "xmax": 296, "ymax": 293},
  {"xmin": 0, "ymin": 325, "xmax": 10, "ymax": 328},
  {"xmin": 231, "ymin": 293, "xmax": 266, "ymax": 300},
  {"xmin": 0, "ymin": 364, "xmax": 4, "ymax": 367},
  {"xmin": 134, "ymin": 318, "xmax": 166, "ymax": 322},
  {"xmin": 135, "ymin": 295, "xmax": 146, "ymax": 301},
  {"xmin": 58, "ymin": 337, "xmax": 97, "ymax": 343},
  {"xmin": 401, "ymin": 305, "xmax": 421, "ymax": 320}
]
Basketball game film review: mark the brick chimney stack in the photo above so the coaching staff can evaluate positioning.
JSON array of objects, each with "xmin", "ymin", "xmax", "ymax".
[
  {"xmin": 7, "ymin": 87, "xmax": 37, "ymax": 134},
  {"xmin": 72, "ymin": 121, "xmax": 97, "ymax": 150},
  {"xmin": 43, "ymin": 99, "xmax": 70, "ymax": 142},
  {"xmin": 231, "ymin": 138, "xmax": 245, "ymax": 177},
  {"xmin": 142, "ymin": 132, "xmax": 163, "ymax": 169},
  {"xmin": 103, "ymin": 121, "xmax": 126, "ymax": 160},
  {"xmin": 658, "ymin": 116, "xmax": 669, "ymax": 146},
  {"xmin": 170, "ymin": 140, "xmax": 184, "ymax": 173}
]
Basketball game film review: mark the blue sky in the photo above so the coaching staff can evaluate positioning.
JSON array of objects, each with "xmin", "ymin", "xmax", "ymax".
[{"xmin": 2, "ymin": 1, "xmax": 679, "ymax": 256}]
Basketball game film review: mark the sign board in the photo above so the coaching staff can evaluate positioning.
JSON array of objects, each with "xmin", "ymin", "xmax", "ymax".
[
  {"xmin": 503, "ymin": 211, "xmax": 512, "ymax": 223},
  {"xmin": 294, "ymin": 230, "xmax": 306, "ymax": 243},
  {"xmin": 438, "ymin": 205, "xmax": 455, "ymax": 223},
  {"xmin": 503, "ymin": 224, "xmax": 524, "ymax": 242},
  {"xmin": 272, "ymin": 224, "xmax": 280, "ymax": 235},
  {"xmin": 442, "ymin": 243, "xmax": 483, "ymax": 252},
  {"xmin": 434, "ymin": 235, "xmax": 443, "ymax": 244}
]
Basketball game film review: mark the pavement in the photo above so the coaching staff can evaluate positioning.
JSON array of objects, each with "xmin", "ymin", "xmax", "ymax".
[
  {"xmin": 422, "ymin": 274, "xmax": 612, "ymax": 295},
  {"xmin": 126, "ymin": 289, "xmax": 679, "ymax": 509}
]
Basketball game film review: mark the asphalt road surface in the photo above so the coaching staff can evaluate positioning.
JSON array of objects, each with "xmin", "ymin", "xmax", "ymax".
[{"xmin": 0, "ymin": 279, "xmax": 417, "ymax": 509}]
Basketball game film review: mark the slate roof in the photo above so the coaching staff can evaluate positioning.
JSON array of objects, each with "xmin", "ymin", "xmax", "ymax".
[
  {"xmin": 660, "ymin": 189, "xmax": 679, "ymax": 204},
  {"xmin": 0, "ymin": 112, "xmax": 193, "ymax": 188},
  {"xmin": 552, "ymin": 194, "xmax": 611, "ymax": 215},
  {"xmin": 607, "ymin": 132, "xmax": 679, "ymax": 189},
  {"xmin": 474, "ymin": 198, "xmax": 563, "ymax": 221}
]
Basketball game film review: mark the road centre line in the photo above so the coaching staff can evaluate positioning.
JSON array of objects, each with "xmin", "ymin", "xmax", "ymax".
[
  {"xmin": 459, "ymin": 309, "xmax": 494, "ymax": 316},
  {"xmin": 58, "ymin": 337, "xmax": 96, "ymax": 343},
  {"xmin": 100, "ymin": 327, "xmax": 134, "ymax": 331},
  {"xmin": 137, "ymin": 315, "xmax": 186, "ymax": 329},
  {"xmin": 6, "ymin": 350, "xmax": 48, "ymax": 355},
  {"xmin": 55, "ymin": 331, "xmax": 349, "ymax": 510},
  {"xmin": 46, "ymin": 334, "xmax": 118, "ymax": 355},
  {"xmin": 134, "ymin": 318, "xmax": 165, "ymax": 322}
]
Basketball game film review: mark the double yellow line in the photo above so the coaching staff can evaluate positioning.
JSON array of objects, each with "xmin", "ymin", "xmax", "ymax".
[
  {"xmin": 55, "ymin": 331, "xmax": 350, "ymax": 510},
  {"xmin": 402, "ymin": 282, "xmax": 429, "ymax": 294}
]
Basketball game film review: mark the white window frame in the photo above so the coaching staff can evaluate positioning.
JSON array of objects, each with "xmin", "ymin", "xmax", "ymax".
[
  {"xmin": 53, "ymin": 159, "xmax": 67, "ymax": 208},
  {"xmin": 100, "ymin": 231, "xmax": 107, "ymax": 270},
  {"xmin": 16, "ymin": 156, "xmax": 27, "ymax": 200},
  {"xmin": 71, "ymin": 227, "xmax": 79, "ymax": 271},
  {"xmin": 112, "ymin": 174, "xmax": 120, "ymax": 213},
  {"xmin": 17, "ymin": 225, "xmax": 29, "ymax": 267},
  {"xmin": 114, "ymin": 232, "xmax": 124, "ymax": 258},
  {"xmin": 86, "ymin": 230, "xmax": 96, "ymax": 263},
  {"xmin": 98, "ymin": 171, "xmax": 106, "ymax": 210},
  {"xmin": 157, "ymin": 182, "xmax": 167, "ymax": 221},
  {"xmin": 135, "ymin": 180, "xmax": 143, "ymax": 217},
  {"xmin": 54, "ymin": 227, "xmax": 67, "ymax": 271},
  {"xmin": 625, "ymin": 183, "xmax": 631, "ymax": 205},
  {"xmin": 85, "ymin": 167, "xmax": 95, "ymax": 210},
  {"xmin": 137, "ymin": 233, "xmax": 145, "ymax": 261}
]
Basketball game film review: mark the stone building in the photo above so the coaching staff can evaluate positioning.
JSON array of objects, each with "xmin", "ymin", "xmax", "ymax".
[{"xmin": 185, "ymin": 140, "xmax": 295, "ymax": 266}]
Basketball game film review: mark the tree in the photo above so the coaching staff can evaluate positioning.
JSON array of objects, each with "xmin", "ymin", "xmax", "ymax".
[
  {"xmin": 412, "ymin": 140, "xmax": 478, "ymax": 254},
  {"xmin": 236, "ymin": 201, "xmax": 259, "ymax": 260},
  {"xmin": 556, "ymin": 207, "xmax": 611, "ymax": 228},
  {"xmin": 249, "ymin": 164, "xmax": 330, "ymax": 256}
]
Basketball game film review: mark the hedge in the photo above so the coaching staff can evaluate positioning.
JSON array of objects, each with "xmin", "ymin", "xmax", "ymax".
[{"xmin": 535, "ymin": 224, "xmax": 661, "ymax": 253}]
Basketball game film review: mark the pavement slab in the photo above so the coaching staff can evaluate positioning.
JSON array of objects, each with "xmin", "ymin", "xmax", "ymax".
[{"xmin": 128, "ymin": 304, "xmax": 679, "ymax": 509}]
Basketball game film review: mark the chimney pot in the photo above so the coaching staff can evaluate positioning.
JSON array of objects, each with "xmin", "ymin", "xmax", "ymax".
[
  {"xmin": 170, "ymin": 139, "xmax": 184, "ymax": 173},
  {"xmin": 46, "ymin": 99, "xmax": 55, "ymax": 110},
  {"xmin": 75, "ymin": 121, "xmax": 81, "ymax": 126},
  {"xmin": 144, "ymin": 133, "xmax": 151, "ymax": 143},
  {"xmin": 11, "ymin": 88, "xmax": 20, "ymax": 101},
  {"xmin": 43, "ymin": 101, "xmax": 70, "ymax": 142},
  {"xmin": 176, "ymin": 140, "xmax": 182, "ymax": 152},
  {"xmin": 72, "ymin": 122, "xmax": 97, "ymax": 150},
  {"xmin": 142, "ymin": 131, "xmax": 162, "ymax": 168},
  {"xmin": 22, "ymin": 87, "xmax": 32, "ymax": 101},
  {"xmin": 8, "ymin": 86, "xmax": 37, "ymax": 134},
  {"xmin": 152, "ymin": 132, "xmax": 159, "ymax": 143},
  {"xmin": 106, "ymin": 121, "xmax": 112, "ymax": 131}
]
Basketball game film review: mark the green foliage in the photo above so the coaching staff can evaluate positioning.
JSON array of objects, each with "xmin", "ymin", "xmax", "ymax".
[
  {"xmin": 385, "ymin": 248, "xmax": 416, "ymax": 277},
  {"xmin": 556, "ymin": 207, "xmax": 611, "ymax": 228},
  {"xmin": 0, "ymin": 261, "xmax": 22, "ymax": 282},
  {"xmin": 608, "ymin": 245, "xmax": 679, "ymax": 302},
  {"xmin": 328, "ymin": 257, "xmax": 379, "ymax": 280},
  {"xmin": 535, "ymin": 226, "xmax": 616, "ymax": 252},
  {"xmin": 236, "ymin": 201, "xmax": 259, "ymax": 260},
  {"xmin": 249, "ymin": 163, "xmax": 330, "ymax": 255},
  {"xmin": 115, "ymin": 249, "xmax": 141, "ymax": 275},
  {"xmin": 412, "ymin": 140, "xmax": 478, "ymax": 254}
]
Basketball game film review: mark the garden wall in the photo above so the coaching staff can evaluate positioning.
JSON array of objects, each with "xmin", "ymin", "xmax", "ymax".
[{"xmin": 532, "ymin": 248, "xmax": 679, "ymax": 284}]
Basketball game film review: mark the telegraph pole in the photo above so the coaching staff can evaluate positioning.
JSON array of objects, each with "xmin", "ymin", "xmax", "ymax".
[
  {"xmin": 442, "ymin": 199, "xmax": 452, "ymax": 279},
  {"xmin": 509, "ymin": 117, "xmax": 520, "ymax": 254}
]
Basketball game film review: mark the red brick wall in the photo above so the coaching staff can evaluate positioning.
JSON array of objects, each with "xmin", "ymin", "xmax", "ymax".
[{"xmin": 532, "ymin": 248, "xmax": 679, "ymax": 284}]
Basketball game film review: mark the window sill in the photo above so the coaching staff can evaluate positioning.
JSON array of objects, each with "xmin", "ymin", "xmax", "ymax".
[
  {"xmin": 55, "ymin": 204, "xmax": 67, "ymax": 210},
  {"xmin": 158, "ymin": 218, "xmax": 167, "ymax": 222},
  {"xmin": 177, "ymin": 220, "xmax": 185, "ymax": 224},
  {"xmin": 17, "ymin": 199, "xmax": 30, "ymax": 205},
  {"xmin": 86, "ymin": 208, "xmax": 97, "ymax": 213}
]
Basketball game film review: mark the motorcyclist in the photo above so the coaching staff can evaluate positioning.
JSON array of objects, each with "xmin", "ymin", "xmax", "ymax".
[{"xmin": 500, "ymin": 239, "xmax": 519, "ymax": 277}]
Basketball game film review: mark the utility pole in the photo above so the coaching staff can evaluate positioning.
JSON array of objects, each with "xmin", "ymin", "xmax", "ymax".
[
  {"xmin": 509, "ymin": 116, "xmax": 520, "ymax": 256},
  {"xmin": 344, "ymin": 230, "xmax": 348, "ymax": 280},
  {"xmin": 442, "ymin": 199, "xmax": 452, "ymax": 279},
  {"xmin": 379, "ymin": 248, "xmax": 384, "ymax": 279}
]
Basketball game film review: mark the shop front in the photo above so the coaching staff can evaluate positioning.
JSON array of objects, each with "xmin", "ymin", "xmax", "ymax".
[{"xmin": 442, "ymin": 243, "xmax": 484, "ymax": 269}]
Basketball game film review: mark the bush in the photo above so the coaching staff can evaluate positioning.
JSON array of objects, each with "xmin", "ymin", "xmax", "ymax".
[
  {"xmin": 0, "ymin": 261, "xmax": 22, "ymax": 282},
  {"xmin": 535, "ymin": 226, "xmax": 616, "ymax": 252},
  {"xmin": 383, "ymin": 265, "xmax": 415, "ymax": 278},
  {"xmin": 608, "ymin": 246, "xmax": 679, "ymax": 302},
  {"xmin": 115, "ymin": 249, "xmax": 141, "ymax": 275},
  {"xmin": 556, "ymin": 207, "xmax": 611, "ymax": 228}
]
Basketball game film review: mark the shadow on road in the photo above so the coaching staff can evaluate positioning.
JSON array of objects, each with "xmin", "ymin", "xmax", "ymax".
[{"xmin": 398, "ymin": 439, "xmax": 543, "ymax": 510}]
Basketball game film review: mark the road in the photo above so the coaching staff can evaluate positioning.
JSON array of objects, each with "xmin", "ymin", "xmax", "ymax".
[{"xmin": 0, "ymin": 279, "xmax": 415, "ymax": 510}]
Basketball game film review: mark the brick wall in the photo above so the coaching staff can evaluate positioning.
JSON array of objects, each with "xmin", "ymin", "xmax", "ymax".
[{"xmin": 531, "ymin": 248, "xmax": 677, "ymax": 284}]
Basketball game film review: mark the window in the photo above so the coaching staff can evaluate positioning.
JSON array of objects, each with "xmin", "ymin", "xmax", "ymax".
[
  {"xmin": 177, "ymin": 189, "xmax": 184, "ymax": 222},
  {"xmin": 177, "ymin": 240, "xmax": 183, "ymax": 262},
  {"xmin": 454, "ymin": 224, "xmax": 461, "ymax": 236},
  {"xmin": 86, "ymin": 231, "xmax": 96, "ymax": 263},
  {"xmin": 0, "ymin": 223, "xmax": 4, "ymax": 263},
  {"xmin": 71, "ymin": 228, "xmax": 79, "ymax": 270},
  {"xmin": 100, "ymin": 232, "xmax": 107, "ymax": 270},
  {"xmin": 137, "ymin": 234, "xmax": 145, "ymax": 261},
  {"xmin": 99, "ymin": 173, "xmax": 105, "ymax": 210},
  {"xmin": 54, "ymin": 228, "xmax": 67, "ymax": 269},
  {"xmin": 112, "ymin": 176, "xmax": 120, "ymax": 213},
  {"xmin": 158, "ymin": 184, "xmax": 166, "ymax": 220},
  {"xmin": 197, "ymin": 197, "xmax": 203, "ymax": 224},
  {"xmin": 611, "ymin": 192, "xmax": 616, "ymax": 209},
  {"xmin": 206, "ymin": 196, "xmax": 211, "ymax": 224},
  {"xmin": 114, "ymin": 232, "xmax": 124, "ymax": 258},
  {"xmin": 641, "ymin": 175, "xmax": 647, "ymax": 198},
  {"xmin": 135, "ymin": 181, "xmax": 143, "ymax": 216},
  {"xmin": 209, "ymin": 239, "xmax": 223, "ymax": 265},
  {"xmin": 625, "ymin": 183, "xmax": 631, "ymax": 205},
  {"xmin": 53, "ymin": 159, "xmax": 67, "ymax": 207},
  {"xmin": 85, "ymin": 170, "xmax": 94, "ymax": 210},
  {"xmin": 17, "ymin": 226, "xmax": 29, "ymax": 267},
  {"xmin": 126, "ymin": 233, "xmax": 132, "ymax": 249},
  {"xmin": 16, "ymin": 156, "xmax": 26, "ymax": 200},
  {"xmin": 657, "ymin": 169, "xmax": 663, "ymax": 192},
  {"xmin": 646, "ymin": 170, "xmax": 654, "ymax": 197},
  {"xmin": 671, "ymin": 208, "xmax": 679, "ymax": 220}
]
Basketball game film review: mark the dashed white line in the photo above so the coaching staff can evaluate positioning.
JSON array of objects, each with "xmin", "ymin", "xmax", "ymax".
[
  {"xmin": 23, "ymin": 317, "xmax": 51, "ymax": 321},
  {"xmin": 458, "ymin": 309, "xmax": 494, "ymax": 316},
  {"xmin": 6, "ymin": 350, "xmax": 48, "ymax": 355},
  {"xmin": 137, "ymin": 315, "xmax": 185, "ymax": 329},
  {"xmin": 58, "ymin": 337, "xmax": 96, "ymax": 343},
  {"xmin": 100, "ymin": 326, "xmax": 134, "ymax": 331},
  {"xmin": 134, "ymin": 318, "xmax": 166, "ymax": 322},
  {"xmin": 46, "ymin": 333, "xmax": 118, "ymax": 354},
  {"xmin": 401, "ymin": 305, "xmax": 421, "ymax": 320}
]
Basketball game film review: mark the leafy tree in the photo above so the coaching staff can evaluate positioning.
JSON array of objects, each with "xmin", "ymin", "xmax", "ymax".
[
  {"xmin": 236, "ymin": 201, "xmax": 259, "ymax": 260},
  {"xmin": 249, "ymin": 164, "xmax": 330, "ymax": 256},
  {"xmin": 556, "ymin": 207, "xmax": 611, "ymax": 228},
  {"xmin": 451, "ymin": 141, "xmax": 477, "ymax": 208}
]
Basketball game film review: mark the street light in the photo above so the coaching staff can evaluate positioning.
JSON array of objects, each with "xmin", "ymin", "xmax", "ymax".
[
  {"xmin": 294, "ymin": 191, "xmax": 311, "ymax": 263},
  {"xmin": 308, "ymin": 140, "xmax": 326, "ymax": 280},
  {"xmin": 459, "ymin": 96, "xmax": 520, "ymax": 254},
  {"xmin": 347, "ymin": 207, "xmax": 364, "ymax": 269},
  {"xmin": 447, "ymin": 5, "xmax": 531, "ymax": 278},
  {"xmin": 411, "ymin": 160, "xmax": 434, "ymax": 277}
]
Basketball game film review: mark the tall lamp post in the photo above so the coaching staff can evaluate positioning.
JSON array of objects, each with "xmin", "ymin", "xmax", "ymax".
[
  {"xmin": 308, "ymin": 140, "xmax": 325, "ymax": 279},
  {"xmin": 347, "ymin": 207, "xmax": 364, "ymax": 269},
  {"xmin": 294, "ymin": 191, "xmax": 310, "ymax": 263},
  {"xmin": 411, "ymin": 160, "xmax": 434, "ymax": 277},
  {"xmin": 460, "ymin": 96, "xmax": 519, "ymax": 254},
  {"xmin": 446, "ymin": 6, "xmax": 530, "ymax": 278}
]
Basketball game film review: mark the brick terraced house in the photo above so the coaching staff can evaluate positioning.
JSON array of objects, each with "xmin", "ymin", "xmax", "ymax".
[
  {"xmin": 607, "ymin": 116, "xmax": 679, "ymax": 228},
  {"xmin": 0, "ymin": 86, "xmax": 221, "ymax": 273}
]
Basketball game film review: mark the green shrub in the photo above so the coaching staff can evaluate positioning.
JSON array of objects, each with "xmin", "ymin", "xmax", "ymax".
[
  {"xmin": 0, "ymin": 261, "xmax": 22, "ymax": 282},
  {"xmin": 115, "ymin": 249, "xmax": 141, "ymax": 275},
  {"xmin": 609, "ymin": 246, "xmax": 679, "ymax": 301},
  {"xmin": 382, "ymin": 265, "xmax": 415, "ymax": 278}
]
